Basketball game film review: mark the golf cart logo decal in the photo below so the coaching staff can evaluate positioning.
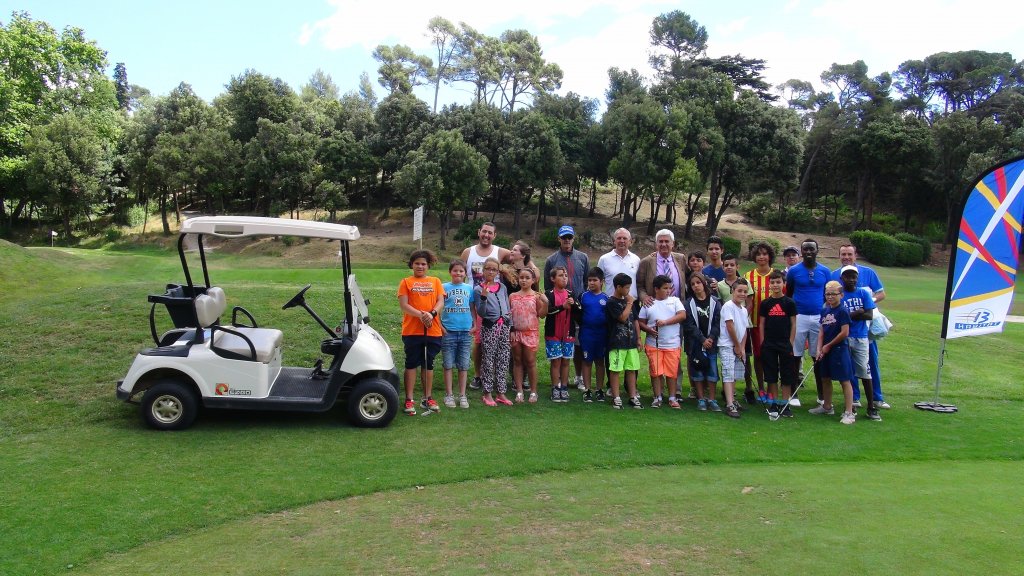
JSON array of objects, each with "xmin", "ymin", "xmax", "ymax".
[
  {"xmin": 954, "ymin": 308, "xmax": 999, "ymax": 330},
  {"xmin": 215, "ymin": 383, "xmax": 251, "ymax": 396}
]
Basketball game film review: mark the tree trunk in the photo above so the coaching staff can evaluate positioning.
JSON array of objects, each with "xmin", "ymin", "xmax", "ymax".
[
  {"xmin": 439, "ymin": 210, "xmax": 449, "ymax": 250},
  {"xmin": 160, "ymin": 189, "xmax": 170, "ymax": 235},
  {"xmin": 512, "ymin": 188, "xmax": 522, "ymax": 240},
  {"xmin": 646, "ymin": 195, "xmax": 660, "ymax": 236},
  {"xmin": 797, "ymin": 145, "xmax": 819, "ymax": 203},
  {"xmin": 705, "ymin": 166, "xmax": 721, "ymax": 232},
  {"xmin": 588, "ymin": 179, "xmax": 597, "ymax": 218}
]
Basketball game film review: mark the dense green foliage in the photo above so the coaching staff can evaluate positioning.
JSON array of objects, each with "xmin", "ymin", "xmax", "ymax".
[
  {"xmin": 2, "ymin": 11, "xmax": 1023, "ymax": 247},
  {"xmin": 849, "ymin": 230, "xmax": 929, "ymax": 266}
]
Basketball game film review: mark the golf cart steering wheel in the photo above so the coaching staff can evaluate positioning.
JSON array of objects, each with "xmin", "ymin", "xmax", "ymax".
[{"xmin": 282, "ymin": 284, "xmax": 312, "ymax": 310}]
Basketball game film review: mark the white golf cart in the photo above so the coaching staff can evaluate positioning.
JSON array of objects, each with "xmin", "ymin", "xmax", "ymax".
[{"xmin": 116, "ymin": 216, "xmax": 400, "ymax": 430}]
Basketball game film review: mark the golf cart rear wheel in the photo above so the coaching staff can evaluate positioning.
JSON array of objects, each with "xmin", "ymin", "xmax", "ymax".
[
  {"xmin": 347, "ymin": 378, "xmax": 398, "ymax": 428},
  {"xmin": 141, "ymin": 380, "xmax": 198, "ymax": 431}
]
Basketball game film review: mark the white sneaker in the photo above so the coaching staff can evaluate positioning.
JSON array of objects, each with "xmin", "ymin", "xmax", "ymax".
[
  {"xmin": 651, "ymin": 396, "xmax": 663, "ymax": 408},
  {"xmin": 840, "ymin": 411, "xmax": 856, "ymax": 425},
  {"xmin": 444, "ymin": 394, "xmax": 457, "ymax": 408},
  {"xmin": 575, "ymin": 376, "xmax": 586, "ymax": 391},
  {"xmin": 808, "ymin": 405, "xmax": 834, "ymax": 416},
  {"xmin": 789, "ymin": 397, "xmax": 802, "ymax": 407},
  {"xmin": 817, "ymin": 397, "xmax": 825, "ymax": 406},
  {"xmin": 852, "ymin": 400, "xmax": 862, "ymax": 408},
  {"xmin": 458, "ymin": 395, "xmax": 469, "ymax": 409},
  {"xmin": 876, "ymin": 400, "xmax": 891, "ymax": 409}
]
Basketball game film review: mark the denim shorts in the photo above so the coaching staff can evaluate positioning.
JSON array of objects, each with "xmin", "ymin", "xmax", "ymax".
[
  {"xmin": 441, "ymin": 330, "xmax": 472, "ymax": 371},
  {"xmin": 688, "ymin": 350, "xmax": 719, "ymax": 383}
]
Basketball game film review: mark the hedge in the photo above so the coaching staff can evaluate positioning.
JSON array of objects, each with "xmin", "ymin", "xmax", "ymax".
[{"xmin": 848, "ymin": 230, "xmax": 925, "ymax": 267}]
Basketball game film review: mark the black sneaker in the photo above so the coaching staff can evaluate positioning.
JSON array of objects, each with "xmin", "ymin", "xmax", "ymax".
[
  {"xmin": 867, "ymin": 409, "xmax": 882, "ymax": 421},
  {"xmin": 781, "ymin": 405, "xmax": 794, "ymax": 418},
  {"xmin": 469, "ymin": 377, "xmax": 482, "ymax": 390},
  {"xmin": 612, "ymin": 396, "xmax": 623, "ymax": 409},
  {"xmin": 595, "ymin": 389, "xmax": 606, "ymax": 402},
  {"xmin": 551, "ymin": 387, "xmax": 560, "ymax": 402},
  {"xmin": 744, "ymin": 389, "xmax": 757, "ymax": 405},
  {"xmin": 629, "ymin": 396, "xmax": 644, "ymax": 409},
  {"xmin": 583, "ymin": 390, "xmax": 593, "ymax": 403},
  {"xmin": 560, "ymin": 387, "xmax": 570, "ymax": 402}
]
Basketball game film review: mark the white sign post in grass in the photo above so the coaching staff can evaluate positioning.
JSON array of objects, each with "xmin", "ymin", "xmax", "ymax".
[{"xmin": 412, "ymin": 205, "xmax": 424, "ymax": 249}]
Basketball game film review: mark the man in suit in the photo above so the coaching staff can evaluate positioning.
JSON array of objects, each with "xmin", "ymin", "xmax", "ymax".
[{"xmin": 638, "ymin": 228, "xmax": 688, "ymax": 306}]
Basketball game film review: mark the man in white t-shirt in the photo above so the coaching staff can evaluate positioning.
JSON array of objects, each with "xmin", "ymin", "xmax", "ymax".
[{"xmin": 598, "ymin": 228, "xmax": 640, "ymax": 297}]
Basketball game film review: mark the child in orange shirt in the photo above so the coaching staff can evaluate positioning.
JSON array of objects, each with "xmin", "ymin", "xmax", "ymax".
[{"xmin": 397, "ymin": 250, "xmax": 444, "ymax": 415}]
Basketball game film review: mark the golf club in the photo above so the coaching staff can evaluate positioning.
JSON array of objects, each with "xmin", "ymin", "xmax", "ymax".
[{"xmin": 768, "ymin": 356, "xmax": 816, "ymax": 421}]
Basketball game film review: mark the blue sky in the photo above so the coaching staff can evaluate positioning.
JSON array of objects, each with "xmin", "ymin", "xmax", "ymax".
[{"xmin": 4, "ymin": 0, "xmax": 1021, "ymax": 109}]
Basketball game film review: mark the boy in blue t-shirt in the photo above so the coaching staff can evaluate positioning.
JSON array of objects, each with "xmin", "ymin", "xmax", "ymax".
[
  {"xmin": 812, "ymin": 280, "xmax": 856, "ymax": 424},
  {"xmin": 578, "ymin": 267, "xmax": 608, "ymax": 402},
  {"xmin": 441, "ymin": 259, "xmax": 476, "ymax": 409},
  {"xmin": 839, "ymin": 266, "xmax": 880, "ymax": 420}
]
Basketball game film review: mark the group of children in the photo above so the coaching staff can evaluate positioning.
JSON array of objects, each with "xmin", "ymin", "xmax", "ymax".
[{"xmin": 398, "ymin": 240, "xmax": 878, "ymax": 424}]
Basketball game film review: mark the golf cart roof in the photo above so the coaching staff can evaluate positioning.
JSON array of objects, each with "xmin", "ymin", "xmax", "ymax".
[{"xmin": 181, "ymin": 216, "xmax": 360, "ymax": 241}]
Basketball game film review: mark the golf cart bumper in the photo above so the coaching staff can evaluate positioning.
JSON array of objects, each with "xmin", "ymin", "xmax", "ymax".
[{"xmin": 115, "ymin": 380, "xmax": 132, "ymax": 402}]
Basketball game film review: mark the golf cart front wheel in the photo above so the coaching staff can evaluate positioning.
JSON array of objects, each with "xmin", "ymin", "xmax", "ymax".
[
  {"xmin": 347, "ymin": 378, "xmax": 398, "ymax": 428},
  {"xmin": 141, "ymin": 380, "xmax": 198, "ymax": 431}
]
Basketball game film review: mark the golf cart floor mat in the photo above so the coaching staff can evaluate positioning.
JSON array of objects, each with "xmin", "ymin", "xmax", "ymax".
[{"xmin": 268, "ymin": 367, "xmax": 331, "ymax": 400}]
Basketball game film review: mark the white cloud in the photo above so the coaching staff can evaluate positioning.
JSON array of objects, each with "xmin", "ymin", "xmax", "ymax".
[{"xmin": 545, "ymin": 12, "xmax": 657, "ymax": 103}]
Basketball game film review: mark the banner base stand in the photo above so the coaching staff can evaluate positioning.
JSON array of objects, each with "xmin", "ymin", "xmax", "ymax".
[{"xmin": 914, "ymin": 401, "xmax": 958, "ymax": 413}]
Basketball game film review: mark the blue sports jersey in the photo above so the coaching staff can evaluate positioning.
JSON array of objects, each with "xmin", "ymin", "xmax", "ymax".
[
  {"xmin": 819, "ymin": 303, "xmax": 851, "ymax": 350},
  {"xmin": 840, "ymin": 286, "xmax": 876, "ymax": 339},
  {"xmin": 580, "ymin": 290, "xmax": 608, "ymax": 328},
  {"xmin": 702, "ymin": 264, "xmax": 725, "ymax": 281},
  {"xmin": 441, "ymin": 281, "xmax": 475, "ymax": 331},
  {"xmin": 787, "ymin": 263, "xmax": 831, "ymax": 315}
]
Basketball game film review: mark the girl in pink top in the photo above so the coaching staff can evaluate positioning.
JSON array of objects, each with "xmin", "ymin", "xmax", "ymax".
[{"xmin": 509, "ymin": 267, "xmax": 548, "ymax": 403}]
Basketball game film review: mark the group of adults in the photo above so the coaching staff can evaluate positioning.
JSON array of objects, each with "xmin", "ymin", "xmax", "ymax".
[{"xmin": 457, "ymin": 220, "xmax": 889, "ymax": 409}]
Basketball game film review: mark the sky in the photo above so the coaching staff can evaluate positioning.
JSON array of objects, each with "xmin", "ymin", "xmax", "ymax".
[{"xmin": 4, "ymin": 0, "xmax": 1022, "ymax": 112}]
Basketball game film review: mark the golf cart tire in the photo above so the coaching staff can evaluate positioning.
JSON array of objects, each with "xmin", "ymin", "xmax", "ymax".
[
  {"xmin": 347, "ymin": 378, "xmax": 399, "ymax": 428},
  {"xmin": 141, "ymin": 380, "xmax": 199, "ymax": 431}
]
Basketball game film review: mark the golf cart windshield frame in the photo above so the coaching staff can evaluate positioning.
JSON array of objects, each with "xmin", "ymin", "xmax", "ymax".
[{"xmin": 176, "ymin": 216, "xmax": 362, "ymax": 337}]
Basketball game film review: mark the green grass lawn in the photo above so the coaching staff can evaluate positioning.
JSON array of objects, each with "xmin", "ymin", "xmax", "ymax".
[{"xmin": 1, "ymin": 243, "xmax": 1022, "ymax": 575}]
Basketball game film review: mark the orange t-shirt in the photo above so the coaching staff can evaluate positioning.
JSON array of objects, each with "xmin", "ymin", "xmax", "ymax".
[{"xmin": 398, "ymin": 275, "xmax": 443, "ymax": 337}]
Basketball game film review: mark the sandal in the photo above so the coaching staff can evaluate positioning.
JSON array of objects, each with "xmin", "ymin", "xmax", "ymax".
[
  {"xmin": 482, "ymin": 395, "xmax": 497, "ymax": 407},
  {"xmin": 514, "ymin": 392, "xmax": 524, "ymax": 403},
  {"xmin": 528, "ymin": 392, "xmax": 538, "ymax": 403},
  {"xmin": 495, "ymin": 395, "xmax": 513, "ymax": 406}
]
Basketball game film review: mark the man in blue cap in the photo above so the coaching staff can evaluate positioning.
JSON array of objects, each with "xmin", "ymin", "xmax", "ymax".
[{"xmin": 544, "ymin": 224, "xmax": 589, "ymax": 392}]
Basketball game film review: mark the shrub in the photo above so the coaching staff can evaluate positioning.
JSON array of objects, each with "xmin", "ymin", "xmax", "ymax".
[
  {"xmin": 871, "ymin": 213, "xmax": 901, "ymax": 236},
  {"xmin": 126, "ymin": 204, "xmax": 147, "ymax": 228},
  {"xmin": 720, "ymin": 236, "xmax": 741, "ymax": 259},
  {"xmin": 580, "ymin": 229, "xmax": 593, "ymax": 248},
  {"xmin": 538, "ymin": 227, "xmax": 560, "ymax": 249},
  {"xmin": 741, "ymin": 193, "xmax": 775, "ymax": 226},
  {"xmin": 281, "ymin": 235, "xmax": 295, "ymax": 247},
  {"xmin": 850, "ymin": 230, "xmax": 925, "ymax": 267},
  {"xmin": 493, "ymin": 235, "xmax": 512, "ymax": 249},
  {"xmin": 747, "ymin": 237, "xmax": 782, "ymax": 260},
  {"xmin": 453, "ymin": 218, "xmax": 487, "ymax": 242},
  {"xmin": 104, "ymin": 227, "xmax": 123, "ymax": 242},
  {"xmin": 895, "ymin": 232, "xmax": 931, "ymax": 264}
]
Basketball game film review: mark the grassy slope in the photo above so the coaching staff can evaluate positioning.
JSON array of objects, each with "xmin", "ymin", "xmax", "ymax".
[{"xmin": 0, "ymin": 243, "xmax": 1021, "ymax": 575}]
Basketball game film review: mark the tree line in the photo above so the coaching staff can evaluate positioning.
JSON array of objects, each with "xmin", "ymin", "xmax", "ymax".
[{"xmin": 1, "ymin": 10, "xmax": 1022, "ymax": 248}]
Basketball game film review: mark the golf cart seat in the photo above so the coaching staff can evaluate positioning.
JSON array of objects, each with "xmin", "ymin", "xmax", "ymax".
[{"xmin": 195, "ymin": 290, "xmax": 282, "ymax": 363}]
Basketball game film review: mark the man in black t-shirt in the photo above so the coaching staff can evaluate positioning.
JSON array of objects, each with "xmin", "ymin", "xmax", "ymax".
[{"xmin": 758, "ymin": 270, "xmax": 798, "ymax": 417}]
